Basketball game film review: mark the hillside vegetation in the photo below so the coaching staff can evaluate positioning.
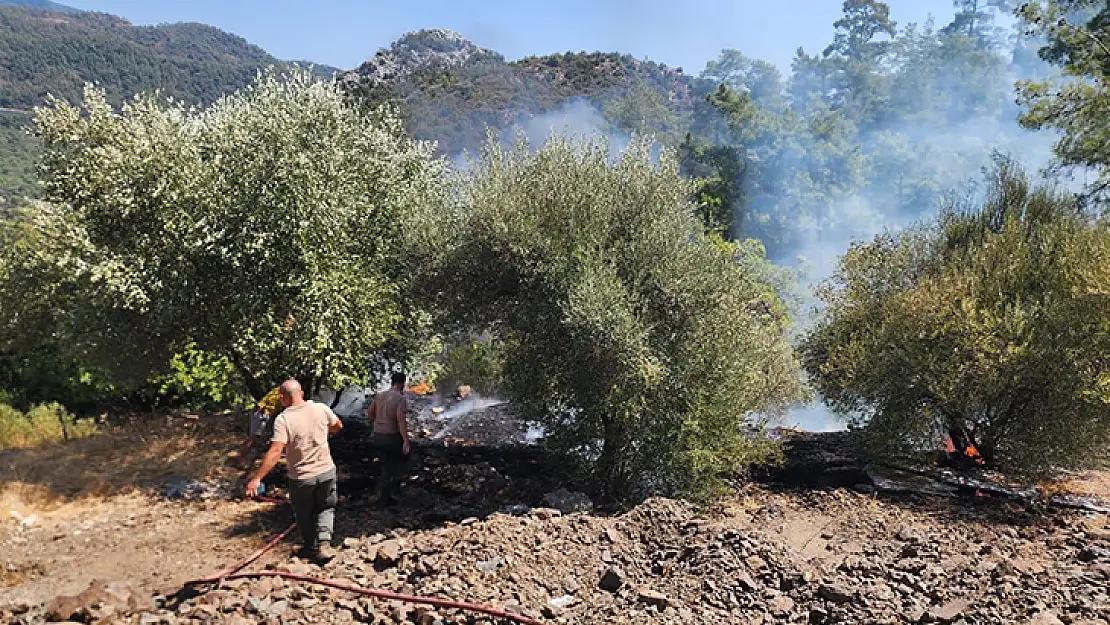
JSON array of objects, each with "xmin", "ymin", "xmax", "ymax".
[
  {"xmin": 338, "ymin": 29, "xmax": 700, "ymax": 155},
  {"xmin": 0, "ymin": 4, "xmax": 336, "ymax": 203}
]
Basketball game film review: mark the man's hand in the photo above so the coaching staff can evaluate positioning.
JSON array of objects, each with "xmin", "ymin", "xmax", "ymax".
[
  {"xmin": 402, "ymin": 439, "xmax": 411, "ymax": 455},
  {"xmin": 245, "ymin": 476, "xmax": 262, "ymax": 499}
]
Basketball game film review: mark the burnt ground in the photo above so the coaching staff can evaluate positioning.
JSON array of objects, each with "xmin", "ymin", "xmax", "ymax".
[{"xmin": 1, "ymin": 400, "xmax": 1108, "ymax": 624}]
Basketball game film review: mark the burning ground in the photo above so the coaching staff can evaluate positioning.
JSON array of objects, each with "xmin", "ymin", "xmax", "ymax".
[{"xmin": 1, "ymin": 396, "xmax": 1109, "ymax": 624}]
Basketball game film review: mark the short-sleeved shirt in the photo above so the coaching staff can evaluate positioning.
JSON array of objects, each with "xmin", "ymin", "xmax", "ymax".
[
  {"xmin": 271, "ymin": 401, "xmax": 339, "ymax": 481},
  {"xmin": 371, "ymin": 389, "xmax": 406, "ymax": 434}
]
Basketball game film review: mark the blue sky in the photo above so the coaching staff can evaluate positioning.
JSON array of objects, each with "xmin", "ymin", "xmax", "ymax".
[{"xmin": 62, "ymin": 0, "xmax": 962, "ymax": 74}]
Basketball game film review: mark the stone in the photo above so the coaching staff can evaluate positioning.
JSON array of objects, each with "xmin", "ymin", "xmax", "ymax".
[
  {"xmin": 1078, "ymin": 546, "xmax": 1109, "ymax": 563},
  {"xmin": 896, "ymin": 525, "xmax": 925, "ymax": 544},
  {"xmin": 735, "ymin": 571, "xmax": 760, "ymax": 592},
  {"xmin": 637, "ymin": 589, "xmax": 668, "ymax": 609},
  {"xmin": 904, "ymin": 604, "xmax": 926, "ymax": 623},
  {"xmin": 599, "ymin": 566, "xmax": 625, "ymax": 593},
  {"xmin": 530, "ymin": 508, "xmax": 562, "ymax": 521},
  {"xmin": 818, "ymin": 583, "xmax": 855, "ymax": 604},
  {"xmin": 549, "ymin": 595, "xmax": 575, "ymax": 609},
  {"xmin": 927, "ymin": 598, "xmax": 971, "ymax": 623},
  {"xmin": 1027, "ymin": 611, "xmax": 1065, "ymax": 625},
  {"xmin": 809, "ymin": 606, "xmax": 829, "ymax": 624},
  {"xmin": 543, "ymin": 488, "xmax": 594, "ymax": 514},
  {"xmin": 769, "ymin": 595, "xmax": 795, "ymax": 616},
  {"xmin": 375, "ymin": 540, "xmax": 403, "ymax": 568},
  {"xmin": 475, "ymin": 556, "xmax": 503, "ymax": 573}
]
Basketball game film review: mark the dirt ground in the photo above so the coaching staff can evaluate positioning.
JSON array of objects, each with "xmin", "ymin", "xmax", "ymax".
[
  {"xmin": 1, "ymin": 407, "xmax": 1108, "ymax": 624},
  {"xmin": 0, "ymin": 413, "xmax": 294, "ymax": 604}
]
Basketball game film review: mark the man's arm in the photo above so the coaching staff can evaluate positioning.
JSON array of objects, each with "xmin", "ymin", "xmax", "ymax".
[
  {"xmin": 366, "ymin": 397, "xmax": 377, "ymax": 420},
  {"xmin": 245, "ymin": 441, "xmax": 284, "ymax": 497},
  {"xmin": 396, "ymin": 399, "xmax": 410, "ymax": 454},
  {"xmin": 327, "ymin": 407, "xmax": 343, "ymax": 436}
]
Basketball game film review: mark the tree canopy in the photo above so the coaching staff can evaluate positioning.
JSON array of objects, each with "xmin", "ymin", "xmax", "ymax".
[
  {"xmin": 430, "ymin": 133, "xmax": 807, "ymax": 497},
  {"xmin": 2, "ymin": 69, "xmax": 444, "ymax": 399},
  {"xmin": 802, "ymin": 160, "xmax": 1110, "ymax": 475},
  {"xmin": 1018, "ymin": 0, "xmax": 1110, "ymax": 198}
]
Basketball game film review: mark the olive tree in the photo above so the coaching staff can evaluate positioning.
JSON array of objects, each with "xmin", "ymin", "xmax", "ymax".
[
  {"xmin": 4, "ymin": 69, "xmax": 445, "ymax": 397},
  {"xmin": 802, "ymin": 160, "xmax": 1110, "ymax": 475},
  {"xmin": 433, "ymin": 133, "xmax": 807, "ymax": 498}
]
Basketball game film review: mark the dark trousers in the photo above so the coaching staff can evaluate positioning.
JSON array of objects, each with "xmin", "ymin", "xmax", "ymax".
[
  {"xmin": 288, "ymin": 467, "xmax": 337, "ymax": 550},
  {"xmin": 371, "ymin": 432, "xmax": 404, "ymax": 502}
]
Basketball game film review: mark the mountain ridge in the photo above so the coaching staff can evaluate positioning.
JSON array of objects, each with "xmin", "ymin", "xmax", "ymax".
[
  {"xmin": 339, "ymin": 28, "xmax": 702, "ymax": 155},
  {"xmin": 0, "ymin": 0, "xmax": 78, "ymax": 14}
]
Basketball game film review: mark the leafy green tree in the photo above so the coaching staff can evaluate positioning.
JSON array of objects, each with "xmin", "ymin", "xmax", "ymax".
[
  {"xmin": 802, "ymin": 160, "xmax": 1110, "ymax": 475},
  {"xmin": 819, "ymin": 0, "xmax": 898, "ymax": 125},
  {"xmin": 432, "ymin": 133, "xmax": 807, "ymax": 498},
  {"xmin": 1018, "ymin": 0, "xmax": 1110, "ymax": 197},
  {"xmin": 700, "ymin": 50, "xmax": 786, "ymax": 111},
  {"xmin": 3, "ymin": 69, "xmax": 445, "ymax": 399},
  {"xmin": 942, "ymin": 0, "xmax": 1014, "ymax": 50}
]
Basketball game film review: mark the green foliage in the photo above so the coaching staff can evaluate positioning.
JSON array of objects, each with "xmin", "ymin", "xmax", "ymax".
[
  {"xmin": 343, "ymin": 32, "xmax": 696, "ymax": 157},
  {"xmin": 0, "ymin": 348, "xmax": 115, "ymax": 413},
  {"xmin": 0, "ymin": 6, "xmax": 333, "ymax": 110},
  {"xmin": 432, "ymin": 133, "xmax": 807, "ymax": 499},
  {"xmin": 435, "ymin": 335, "xmax": 508, "ymax": 396},
  {"xmin": 602, "ymin": 81, "xmax": 684, "ymax": 147},
  {"xmin": 0, "ymin": 402, "xmax": 96, "ymax": 450},
  {"xmin": 1018, "ymin": 0, "xmax": 1110, "ymax": 197},
  {"xmin": 802, "ymin": 160, "xmax": 1110, "ymax": 475},
  {"xmin": 150, "ymin": 343, "xmax": 242, "ymax": 409},
  {"xmin": 0, "ymin": 113, "xmax": 39, "ymax": 206},
  {"xmin": 1, "ymin": 69, "xmax": 445, "ymax": 400},
  {"xmin": 0, "ymin": 4, "xmax": 336, "ymax": 201}
]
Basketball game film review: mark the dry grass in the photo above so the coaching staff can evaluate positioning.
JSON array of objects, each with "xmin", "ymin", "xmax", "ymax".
[
  {"xmin": 1040, "ymin": 469, "xmax": 1110, "ymax": 499},
  {"xmin": 0, "ymin": 411, "xmax": 248, "ymax": 509},
  {"xmin": 0, "ymin": 403, "xmax": 98, "ymax": 450}
]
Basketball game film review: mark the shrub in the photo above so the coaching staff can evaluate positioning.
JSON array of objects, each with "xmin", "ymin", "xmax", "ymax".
[
  {"xmin": 433, "ymin": 133, "xmax": 807, "ymax": 499},
  {"xmin": 0, "ymin": 402, "xmax": 97, "ymax": 450},
  {"xmin": 802, "ymin": 160, "xmax": 1110, "ymax": 475}
]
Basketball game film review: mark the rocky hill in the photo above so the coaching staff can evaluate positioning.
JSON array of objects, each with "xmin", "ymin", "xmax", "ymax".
[{"xmin": 340, "ymin": 29, "xmax": 703, "ymax": 155}]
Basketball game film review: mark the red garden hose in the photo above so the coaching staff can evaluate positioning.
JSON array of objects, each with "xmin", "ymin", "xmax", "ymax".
[
  {"xmin": 182, "ymin": 494, "xmax": 544, "ymax": 625},
  {"xmin": 189, "ymin": 570, "xmax": 545, "ymax": 625}
]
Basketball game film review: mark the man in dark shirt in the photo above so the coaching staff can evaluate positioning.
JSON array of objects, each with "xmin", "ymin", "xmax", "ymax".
[{"xmin": 366, "ymin": 372, "xmax": 411, "ymax": 507}]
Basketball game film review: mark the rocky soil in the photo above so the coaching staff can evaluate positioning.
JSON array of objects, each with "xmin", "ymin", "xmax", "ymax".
[
  {"xmin": 7, "ymin": 481, "xmax": 1110, "ymax": 624},
  {"xmin": 2, "ymin": 405, "xmax": 1109, "ymax": 625}
]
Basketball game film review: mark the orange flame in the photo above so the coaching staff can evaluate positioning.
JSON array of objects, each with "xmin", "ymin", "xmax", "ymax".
[
  {"xmin": 407, "ymin": 381, "xmax": 434, "ymax": 395},
  {"xmin": 943, "ymin": 437, "xmax": 985, "ymax": 465}
]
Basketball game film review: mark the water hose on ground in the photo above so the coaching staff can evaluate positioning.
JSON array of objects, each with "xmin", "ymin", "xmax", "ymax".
[
  {"xmin": 182, "ymin": 494, "xmax": 544, "ymax": 625},
  {"xmin": 187, "ymin": 571, "xmax": 544, "ymax": 625}
]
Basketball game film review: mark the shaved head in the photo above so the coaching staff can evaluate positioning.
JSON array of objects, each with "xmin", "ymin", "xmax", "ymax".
[{"xmin": 279, "ymin": 379, "xmax": 304, "ymax": 407}]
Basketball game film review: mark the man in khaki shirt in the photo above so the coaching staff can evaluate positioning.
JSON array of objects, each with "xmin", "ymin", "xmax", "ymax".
[{"xmin": 246, "ymin": 379, "xmax": 343, "ymax": 562}]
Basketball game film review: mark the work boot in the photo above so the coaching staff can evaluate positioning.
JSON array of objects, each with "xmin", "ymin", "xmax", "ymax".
[{"xmin": 314, "ymin": 542, "xmax": 336, "ymax": 564}]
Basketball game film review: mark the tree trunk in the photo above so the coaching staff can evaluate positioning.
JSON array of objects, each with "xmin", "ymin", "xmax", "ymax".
[
  {"xmin": 228, "ymin": 351, "xmax": 265, "ymax": 401},
  {"xmin": 597, "ymin": 416, "xmax": 630, "ymax": 497},
  {"xmin": 330, "ymin": 387, "xmax": 346, "ymax": 409}
]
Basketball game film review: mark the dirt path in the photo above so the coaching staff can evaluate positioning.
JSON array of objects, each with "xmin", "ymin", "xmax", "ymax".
[{"xmin": 2, "ymin": 494, "xmax": 296, "ymax": 605}]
